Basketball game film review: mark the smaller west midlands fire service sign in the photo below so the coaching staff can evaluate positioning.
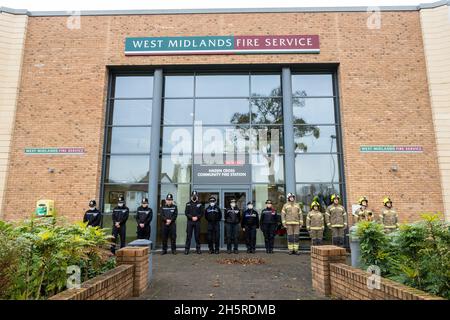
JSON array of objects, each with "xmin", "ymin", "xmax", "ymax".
[{"xmin": 125, "ymin": 35, "xmax": 320, "ymax": 55}]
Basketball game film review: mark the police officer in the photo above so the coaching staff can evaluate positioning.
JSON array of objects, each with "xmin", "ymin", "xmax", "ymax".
[
  {"xmin": 184, "ymin": 190, "xmax": 203, "ymax": 255},
  {"xmin": 281, "ymin": 193, "xmax": 303, "ymax": 255},
  {"xmin": 325, "ymin": 194, "xmax": 347, "ymax": 247},
  {"xmin": 161, "ymin": 193, "xmax": 178, "ymax": 255},
  {"xmin": 353, "ymin": 196, "xmax": 374, "ymax": 223},
  {"xmin": 242, "ymin": 201, "xmax": 259, "ymax": 254},
  {"xmin": 306, "ymin": 201, "xmax": 325, "ymax": 246},
  {"xmin": 224, "ymin": 198, "xmax": 241, "ymax": 254},
  {"xmin": 379, "ymin": 197, "xmax": 399, "ymax": 233},
  {"xmin": 136, "ymin": 197, "xmax": 153, "ymax": 240},
  {"xmin": 111, "ymin": 196, "xmax": 129, "ymax": 253},
  {"xmin": 204, "ymin": 196, "xmax": 222, "ymax": 254},
  {"xmin": 260, "ymin": 200, "xmax": 279, "ymax": 254},
  {"xmin": 83, "ymin": 199, "xmax": 102, "ymax": 227}
]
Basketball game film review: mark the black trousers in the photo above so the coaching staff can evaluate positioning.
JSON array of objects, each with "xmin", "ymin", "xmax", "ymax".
[
  {"xmin": 162, "ymin": 222, "xmax": 177, "ymax": 251},
  {"xmin": 185, "ymin": 220, "xmax": 201, "ymax": 250},
  {"xmin": 261, "ymin": 223, "xmax": 277, "ymax": 250},
  {"xmin": 137, "ymin": 224, "xmax": 150, "ymax": 240},
  {"xmin": 112, "ymin": 224, "xmax": 127, "ymax": 249},
  {"xmin": 244, "ymin": 225, "xmax": 257, "ymax": 250},
  {"xmin": 225, "ymin": 223, "xmax": 239, "ymax": 250},
  {"xmin": 207, "ymin": 221, "xmax": 220, "ymax": 251}
]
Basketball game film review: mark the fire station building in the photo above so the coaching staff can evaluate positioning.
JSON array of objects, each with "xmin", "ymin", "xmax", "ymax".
[{"xmin": 0, "ymin": 1, "xmax": 449, "ymax": 247}]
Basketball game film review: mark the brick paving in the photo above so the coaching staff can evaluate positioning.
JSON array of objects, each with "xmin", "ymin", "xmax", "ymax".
[{"xmin": 136, "ymin": 248, "xmax": 328, "ymax": 300}]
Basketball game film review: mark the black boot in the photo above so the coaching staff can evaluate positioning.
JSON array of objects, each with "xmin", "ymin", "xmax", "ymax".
[
  {"xmin": 196, "ymin": 248, "xmax": 202, "ymax": 254},
  {"xmin": 247, "ymin": 248, "xmax": 251, "ymax": 253},
  {"xmin": 184, "ymin": 249, "xmax": 189, "ymax": 255},
  {"xmin": 214, "ymin": 249, "xmax": 219, "ymax": 254},
  {"xmin": 234, "ymin": 248, "xmax": 238, "ymax": 254},
  {"xmin": 209, "ymin": 249, "xmax": 214, "ymax": 254},
  {"xmin": 172, "ymin": 250, "xmax": 177, "ymax": 255},
  {"xmin": 161, "ymin": 250, "xmax": 167, "ymax": 255}
]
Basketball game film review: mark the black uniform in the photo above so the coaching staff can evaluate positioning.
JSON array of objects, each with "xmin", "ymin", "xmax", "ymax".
[
  {"xmin": 136, "ymin": 205, "xmax": 153, "ymax": 240},
  {"xmin": 224, "ymin": 207, "xmax": 241, "ymax": 252},
  {"xmin": 112, "ymin": 205, "xmax": 129, "ymax": 249},
  {"xmin": 184, "ymin": 200, "xmax": 203, "ymax": 251},
  {"xmin": 260, "ymin": 207, "xmax": 280, "ymax": 252},
  {"xmin": 161, "ymin": 204, "xmax": 178, "ymax": 252},
  {"xmin": 83, "ymin": 208, "xmax": 102, "ymax": 227},
  {"xmin": 241, "ymin": 209, "xmax": 260, "ymax": 252},
  {"xmin": 204, "ymin": 204, "xmax": 222, "ymax": 252}
]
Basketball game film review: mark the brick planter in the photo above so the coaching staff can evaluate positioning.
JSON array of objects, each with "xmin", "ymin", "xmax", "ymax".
[
  {"xmin": 50, "ymin": 246, "xmax": 150, "ymax": 300},
  {"xmin": 310, "ymin": 245, "xmax": 445, "ymax": 300}
]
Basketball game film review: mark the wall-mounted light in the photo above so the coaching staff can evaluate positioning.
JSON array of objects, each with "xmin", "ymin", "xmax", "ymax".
[{"xmin": 390, "ymin": 164, "xmax": 398, "ymax": 172}]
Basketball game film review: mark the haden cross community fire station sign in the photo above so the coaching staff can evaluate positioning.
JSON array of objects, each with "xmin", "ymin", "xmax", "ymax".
[{"xmin": 125, "ymin": 35, "xmax": 320, "ymax": 55}]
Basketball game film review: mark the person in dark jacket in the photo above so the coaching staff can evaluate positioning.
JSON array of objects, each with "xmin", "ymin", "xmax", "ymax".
[
  {"xmin": 161, "ymin": 193, "xmax": 178, "ymax": 255},
  {"xmin": 184, "ymin": 190, "xmax": 203, "ymax": 255},
  {"xmin": 83, "ymin": 199, "xmax": 102, "ymax": 227},
  {"xmin": 260, "ymin": 199, "xmax": 280, "ymax": 254},
  {"xmin": 204, "ymin": 196, "xmax": 222, "ymax": 254},
  {"xmin": 111, "ymin": 196, "xmax": 129, "ymax": 254},
  {"xmin": 136, "ymin": 197, "xmax": 153, "ymax": 240},
  {"xmin": 242, "ymin": 201, "xmax": 260, "ymax": 254},
  {"xmin": 224, "ymin": 198, "xmax": 241, "ymax": 254}
]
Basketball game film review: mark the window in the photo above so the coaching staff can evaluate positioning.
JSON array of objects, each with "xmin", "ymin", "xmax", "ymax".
[{"xmin": 292, "ymin": 73, "xmax": 342, "ymax": 208}]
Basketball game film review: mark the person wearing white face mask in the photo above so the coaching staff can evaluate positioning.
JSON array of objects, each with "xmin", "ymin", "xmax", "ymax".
[
  {"xmin": 111, "ymin": 195, "xmax": 129, "ymax": 254},
  {"xmin": 242, "ymin": 201, "xmax": 260, "ymax": 254},
  {"xmin": 224, "ymin": 198, "xmax": 241, "ymax": 254},
  {"xmin": 83, "ymin": 199, "xmax": 102, "ymax": 227},
  {"xmin": 204, "ymin": 196, "xmax": 222, "ymax": 254}
]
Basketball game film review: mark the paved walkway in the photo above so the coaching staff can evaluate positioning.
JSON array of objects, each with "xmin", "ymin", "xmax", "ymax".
[{"xmin": 136, "ymin": 249, "xmax": 328, "ymax": 300}]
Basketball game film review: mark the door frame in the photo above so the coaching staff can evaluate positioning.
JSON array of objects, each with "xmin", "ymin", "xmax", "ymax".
[{"xmin": 194, "ymin": 185, "xmax": 250, "ymax": 247}]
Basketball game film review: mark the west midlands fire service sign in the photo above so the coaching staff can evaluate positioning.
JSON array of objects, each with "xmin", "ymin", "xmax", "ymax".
[{"xmin": 125, "ymin": 35, "xmax": 320, "ymax": 55}]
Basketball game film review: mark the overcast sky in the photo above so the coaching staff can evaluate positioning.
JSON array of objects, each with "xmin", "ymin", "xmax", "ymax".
[{"xmin": 1, "ymin": 0, "xmax": 428, "ymax": 11}]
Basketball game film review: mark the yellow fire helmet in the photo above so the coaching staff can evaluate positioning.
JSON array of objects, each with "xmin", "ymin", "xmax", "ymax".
[
  {"xmin": 331, "ymin": 194, "xmax": 340, "ymax": 201},
  {"xmin": 310, "ymin": 201, "xmax": 320, "ymax": 209},
  {"xmin": 358, "ymin": 196, "xmax": 368, "ymax": 205},
  {"xmin": 383, "ymin": 197, "xmax": 392, "ymax": 206}
]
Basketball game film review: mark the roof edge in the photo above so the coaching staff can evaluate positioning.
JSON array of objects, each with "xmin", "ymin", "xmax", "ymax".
[{"xmin": 1, "ymin": 1, "xmax": 449, "ymax": 17}]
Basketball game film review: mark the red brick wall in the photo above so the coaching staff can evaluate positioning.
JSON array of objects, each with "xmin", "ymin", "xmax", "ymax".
[{"xmin": 3, "ymin": 11, "xmax": 443, "ymax": 222}]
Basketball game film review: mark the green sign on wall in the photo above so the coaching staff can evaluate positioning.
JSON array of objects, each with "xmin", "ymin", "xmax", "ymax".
[
  {"xmin": 24, "ymin": 148, "xmax": 86, "ymax": 155},
  {"xmin": 360, "ymin": 145, "xmax": 423, "ymax": 153}
]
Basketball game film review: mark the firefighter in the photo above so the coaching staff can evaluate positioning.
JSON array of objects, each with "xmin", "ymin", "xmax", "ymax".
[
  {"xmin": 136, "ymin": 197, "xmax": 153, "ymax": 240},
  {"xmin": 224, "ymin": 198, "xmax": 241, "ymax": 254},
  {"xmin": 379, "ymin": 197, "xmax": 399, "ymax": 233},
  {"xmin": 281, "ymin": 193, "xmax": 303, "ymax": 255},
  {"xmin": 161, "ymin": 193, "xmax": 178, "ymax": 255},
  {"xmin": 306, "ymin": 201, "xmax": 325, "ymax": 246},
  {"xmin": 325, "ymin": 194, "xmax": 347, "ymax": 247},
  {"xmin": 241, "ymin": 201, "xmax": 259, "ymax": 254},
  {"xmin": 204, "ymin": 196, "xmax": 222, "ymax": 254},
  {"xmin": 353, "ymin": 196, "xmax": 374, "ymax": 223},
  {"xmin": 111, "ymin": 196, "xmax": 129, "ymax": 254},
  {"xmin": 260, "ymin": 199, "xmax": 279, "ymax": 254},
  {"xmin": 83, "ymin": 199, "xmax": 102, "ymax": 227},
  {"xmin": 184, "ymin": 190, "xmax": 203, "ymax": 255}
]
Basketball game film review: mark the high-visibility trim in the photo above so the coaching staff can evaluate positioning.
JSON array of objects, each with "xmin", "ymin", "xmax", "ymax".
[
  {"xmin": 331, "ymin": 224, "xmax": 344, "ymax": 228},
  {"xmin": 285, "ymin": 221, "xmax": 300, "ymax": 225},
  {"xmin": 384, "ymin": 225, "xmax": 397, "ymax": 229},
  {"xmin": 310, "ymin": 227, "xmax": 324, "ymax": 230}
]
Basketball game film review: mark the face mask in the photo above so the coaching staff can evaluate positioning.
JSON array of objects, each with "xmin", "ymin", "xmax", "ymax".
[
  {"xmin": 89, "ymin": 206, "xmax": 95, "ymax": 210},
  {"xmin": 230, "ymin": 203, "xmax": 236, "ymax": 208},
  {"xmin": 248, "ymin": 205, "xmax": 253, "ymax": 210},
  {"xmin": 142, "ymin": 204, "xmax": 148, "ymax": 207},
  {"xmin": 210, "ymin": 202, "xmax": 215, "ymax": 207},
  {"xmin": 118, "ymin": 203, "xmax": 124, "ymax": 207},
  {"xmin": 192, "ymin": 196, "xmax": 198, "ymax": 202}
]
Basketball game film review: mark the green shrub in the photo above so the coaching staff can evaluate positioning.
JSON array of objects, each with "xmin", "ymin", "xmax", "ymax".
[
  {"xmin": 356, "ymin": 213, "xmax": 450, "ymax": 299},
  {"xmin": 0, "ymin": 217, "xmax": 115, "ymax": 300}
]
